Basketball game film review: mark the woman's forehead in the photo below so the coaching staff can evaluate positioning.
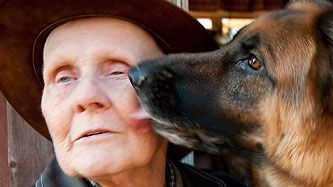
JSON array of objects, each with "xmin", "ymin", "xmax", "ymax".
[
  {"xmin": 43, "ymin": 17, "xmax": 163, "ymax": 61},
  {"xmin": 45, "ymin": 17, "xmax": 154, "ymax": 48}
]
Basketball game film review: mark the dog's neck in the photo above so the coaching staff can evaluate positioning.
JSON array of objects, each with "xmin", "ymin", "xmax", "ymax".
[{"xmin": 259, "ymin": 99, "xmax": 333, "ymax": 187}]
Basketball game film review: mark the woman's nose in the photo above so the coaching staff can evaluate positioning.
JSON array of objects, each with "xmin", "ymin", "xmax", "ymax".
[{"xmin": 72, "ymin": 78, "xmax": 111, "ymax": 113}]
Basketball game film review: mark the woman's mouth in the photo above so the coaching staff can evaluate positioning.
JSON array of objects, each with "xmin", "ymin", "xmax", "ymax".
[
  {"xmin": 83, "ymin": 130, "xmax": 108, "ymax": 137},
  {"xmin": 75, "ymin": 129, "xmax": 115, "ymax": 143}
]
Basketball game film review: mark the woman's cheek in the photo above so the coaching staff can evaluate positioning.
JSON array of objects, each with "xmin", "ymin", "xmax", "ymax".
[
  {"xmin": 111, "ymin": 80, "xmax": 152, "ymax": 134},
  {"xmin": 127, "ymin": 92, "xmax": 153, "ymax": 134},
  {"xmin": 52, "ymin": 83, "xmax": 76, "ymax": 99},
  {"xmin": 130, "ymin": 119, "xmax": 153, "ymax": 134},
  {"xmin": 42, "ymin": 88, "xmax": 71, "ymax": 140},
  {"xmin": 44, "ymin": 104, "xmax": 66, "ymax": 137}
]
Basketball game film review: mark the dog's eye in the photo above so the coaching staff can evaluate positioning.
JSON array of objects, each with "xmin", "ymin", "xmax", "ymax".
[{"xmin": 247, "ymin": 55, "xmax": 262, "ymax": 70}]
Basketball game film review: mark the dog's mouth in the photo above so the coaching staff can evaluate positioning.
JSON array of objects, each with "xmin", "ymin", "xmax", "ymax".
[{"xmin": 152, "ymin": 121, "xmax": 228, "ymax": 153}]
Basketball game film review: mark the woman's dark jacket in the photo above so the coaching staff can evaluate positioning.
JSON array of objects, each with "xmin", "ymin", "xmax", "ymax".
[{"xmin": 34, "ymin": 158, "xmax": 247, "ymax": 187}]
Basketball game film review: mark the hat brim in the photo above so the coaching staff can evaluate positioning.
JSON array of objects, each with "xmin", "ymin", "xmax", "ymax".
[{"xmin": 0, "ymin": 0, "xmax": 218, "ymax": 141}]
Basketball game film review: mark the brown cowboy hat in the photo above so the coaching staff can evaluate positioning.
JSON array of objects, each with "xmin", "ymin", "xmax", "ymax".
[{"xmin": 0, "ymin": 0, "xmax": 218, "ymax": 144}]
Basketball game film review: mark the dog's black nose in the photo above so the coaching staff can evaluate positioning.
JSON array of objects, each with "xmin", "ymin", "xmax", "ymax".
[{"xmin": 128, "ymin": 65, "xmax": 147, "ymax": 91}]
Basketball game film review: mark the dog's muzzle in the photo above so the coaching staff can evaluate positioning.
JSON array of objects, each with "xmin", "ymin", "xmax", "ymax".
[{"xmin": 129, "ymin": 61, "xmax": 175, "ymax": 93}]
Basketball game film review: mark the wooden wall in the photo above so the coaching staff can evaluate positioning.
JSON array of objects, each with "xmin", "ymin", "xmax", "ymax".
[
  {"xmin": 0, "ymin": 91, "xmax": 54, "ymax": 187},
  {"xmin": 0, "ymin": 92, "xmax": 9, "ymax": 187}
]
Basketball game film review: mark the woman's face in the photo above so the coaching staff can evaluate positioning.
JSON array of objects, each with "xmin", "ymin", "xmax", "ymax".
[{"xmin": 41, "ymin": 18, "xmax": 167, "ymax": 178}]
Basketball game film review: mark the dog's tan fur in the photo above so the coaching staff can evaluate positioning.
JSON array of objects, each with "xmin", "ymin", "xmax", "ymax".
[{"xmin": 249, "ymin": 3, "xmax": 333, "ymax": 186}]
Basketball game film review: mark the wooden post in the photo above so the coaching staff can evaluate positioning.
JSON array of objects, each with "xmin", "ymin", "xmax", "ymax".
[
  {"xmin": 167, "ymin": 0, "xmax": 189, "ymax": 11},
  {"xmin": 0, "ymin": 92, "xmax": 9, "ymax": 187},
  {"xmin": 211, "ymin": 17, "xmax": 222, "ymax": 32}
]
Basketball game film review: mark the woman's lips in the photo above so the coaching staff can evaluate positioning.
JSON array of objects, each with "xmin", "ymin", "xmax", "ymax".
[
  {"xmin": 74, "ymin": 107, "xmax": 152, "ymax": 142},
  {"xmin": 75, "ymin": 129, "xmax": 114, "ymax": 143}
]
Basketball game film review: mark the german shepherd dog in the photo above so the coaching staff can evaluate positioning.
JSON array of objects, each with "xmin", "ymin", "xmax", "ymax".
[{"xmin": 129, "ymin": 1, "xmax": 333, "ymax": 186}]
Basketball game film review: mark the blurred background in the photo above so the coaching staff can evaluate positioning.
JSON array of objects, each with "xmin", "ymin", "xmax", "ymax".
[{"xmin": 188, "ymin": 0, "xmax": 288, "ymax": 45}]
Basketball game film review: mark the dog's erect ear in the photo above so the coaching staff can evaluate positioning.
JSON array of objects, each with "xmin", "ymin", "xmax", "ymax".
[
  {"xmin": 318, "ymin": 8, "xmax": 333, "ymax": 46},
  {"xmin": 315, "ymin": 8, "xmax": 333, "ymax": 115}
]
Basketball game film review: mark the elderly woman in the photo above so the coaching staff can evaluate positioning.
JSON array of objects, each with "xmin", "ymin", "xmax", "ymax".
[{"xmin": 0, "ymin": 0, "xmax": 246, "ymax": 186}]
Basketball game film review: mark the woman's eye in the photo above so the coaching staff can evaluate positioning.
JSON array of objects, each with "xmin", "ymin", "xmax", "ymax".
[
  {"xmin": 247, "ymin": 55, "xmax": 262, "ymax": 70},
  {"xmin": 54, "ymin": 70, "xmax": 77, "ymax": 84},
  {"xmin": 104, "ymin": 62, "xmax": 129, "ymax": 77},
  {"xmin": 109, "ymin": 71, "xmax": 125, "ymax": 76},
  {"xmin": 57, "ymin": 76, "xmax": 75, "ymax": 83}
]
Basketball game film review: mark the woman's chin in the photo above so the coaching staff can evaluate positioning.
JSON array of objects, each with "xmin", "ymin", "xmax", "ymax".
[
  {"xmin": 56, "ymin": 145, "xmax": 130, "ymax": 178},
  {"xmin": 63, "ymin": 154, "xmax": 127, "ymax": 178}
]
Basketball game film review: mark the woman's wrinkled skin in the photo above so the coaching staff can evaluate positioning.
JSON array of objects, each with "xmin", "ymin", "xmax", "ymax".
[{"xmin": 41, "ymin": 17, "xmax": 168, "ymax": 187}]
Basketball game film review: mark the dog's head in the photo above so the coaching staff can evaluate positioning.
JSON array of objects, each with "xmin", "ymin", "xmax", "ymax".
[{"xmin": 129, "ymin": 1, "xmax": 333, "ymax": 162}]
